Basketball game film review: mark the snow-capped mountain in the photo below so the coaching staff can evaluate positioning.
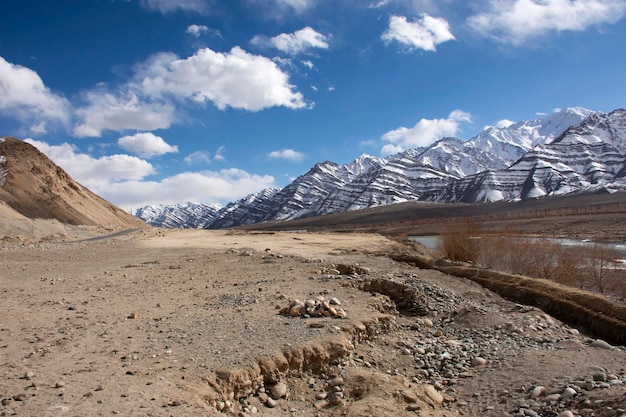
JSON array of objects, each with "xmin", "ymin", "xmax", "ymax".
[
  {"xmin": 132, "ymin": 107, "xmax": 626, "ymax": 229},
  {"xmin": 427, "ymin": 109, "xmax": 626, "ymax": 203},
  {"xmin": 131, "ymin": 202, "xmax": 220, "ymax": 228}
]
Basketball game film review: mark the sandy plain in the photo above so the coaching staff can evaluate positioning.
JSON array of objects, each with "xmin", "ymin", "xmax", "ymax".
[{"xmin": 1, "ymin": 229, "xmax": 625, "ymax": 417}]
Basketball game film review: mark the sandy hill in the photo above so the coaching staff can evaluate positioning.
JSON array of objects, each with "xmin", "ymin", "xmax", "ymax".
[{"xmin": 0, "ymin": 137, "xmax": 146, "ymax": 232}]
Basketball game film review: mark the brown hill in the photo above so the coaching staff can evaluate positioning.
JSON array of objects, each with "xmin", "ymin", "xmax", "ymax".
[{"xmin": 0, "ymin": 137, "xmax": 146, "ymax": 230}]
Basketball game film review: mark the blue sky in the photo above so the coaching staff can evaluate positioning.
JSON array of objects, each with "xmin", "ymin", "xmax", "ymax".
[{"xmin": 1, "ymin": 0, "xmax": 625, "ymax": 210}]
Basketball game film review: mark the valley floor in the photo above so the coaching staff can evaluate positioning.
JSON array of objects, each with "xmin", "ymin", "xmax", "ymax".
[{"xmin": 1, "ymin": 229, "xmax": 625, "ymax": 417}]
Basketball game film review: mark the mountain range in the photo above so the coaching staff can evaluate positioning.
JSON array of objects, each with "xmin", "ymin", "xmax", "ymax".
[{"xmin": 132, "ymin": 107, "xmax": 626, "ymax": 229}]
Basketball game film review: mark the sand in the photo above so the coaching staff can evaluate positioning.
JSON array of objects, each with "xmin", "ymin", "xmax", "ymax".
[{"xmin": 1, "ymin": 229, "xmax": 625, "ymax": 417}]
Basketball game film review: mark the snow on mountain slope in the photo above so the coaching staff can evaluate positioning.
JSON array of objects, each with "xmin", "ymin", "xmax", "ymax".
[
  {"xmin": 133, "ymin": 107, "xmax": 626, "ymax": 229},
  {"xmin": 469, "ymin": 107, "xmax": 594, "ymax": 165},
  {"xmin": 132, "ymin": 202, "xmax": 220, "ymax": 228},
  {"xmin": 431, "ymin": 109, "xmax": 626, "ymax": 203}
]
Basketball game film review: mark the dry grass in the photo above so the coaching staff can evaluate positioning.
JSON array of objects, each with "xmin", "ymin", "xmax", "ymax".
[{"xmin": 437, "ymin": 220, "xmax": 626, "ymax": 298}]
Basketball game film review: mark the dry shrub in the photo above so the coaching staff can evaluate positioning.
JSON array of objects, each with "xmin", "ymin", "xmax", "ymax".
[{"xmin": 438, "ymin": 218, "xmax": 480, "ymax": 263}]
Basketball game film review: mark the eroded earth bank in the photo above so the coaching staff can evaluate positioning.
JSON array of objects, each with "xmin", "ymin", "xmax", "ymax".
[{"xmin": 1, "ymin": 230, "xmax": 625, "ymax": 417}]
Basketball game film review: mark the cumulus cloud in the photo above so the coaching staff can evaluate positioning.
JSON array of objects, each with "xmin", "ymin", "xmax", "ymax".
[
  {"xmin": 382, "ymin": 14, "xmax": 455, "ymax": 52},
  {"xmin": 73, "ymin": 89, "xmax": 175, "ymax": 137},
  {"xmin": 105, "ymin": 169, "xmax": 276, "ymax": 209},
  {"xmin": 184, "ymin": 147, "xmax": 225, "ymax": 164},
  {"xmin": 0, "ymin": 56, "xmax": 70, "ymax": 129},
  {"xmin": 25, "ymin": 139, "xmax": 275, "ymax": 210},
  {"xmin": 73, "ymin": 46, "xmax": 307, "ymax": 137},
  {"xmin": 24, "ymin": 139, "xmax": 156, "ymax": 187},
  {"xmin": 253, "ymin": 27, "xmax": 329, "ymax": 55},
  {"xmin": 117, "ymin": 132, "xmax": 178, "ymax": 158},
  {"xmin": 186, "ymin": 24, "xmax": 209, "ymax": 37},
  {"xmin": 381, "ymin": 110, "xmax": 472, "ymax": 155},
  {"xmin": 267, "ymin": 148, "xmax": 305, "ymax": 162},
  {"xmin": 138, "ymin": 47, "xmax": 308, "ymax": 111},
  {"xmin": 467, "ymin": 0, "xmax": 626, "ymax": 45},
  {"xmin": 496, "ymin": 119, "xmax": 516, "ymax": 128},
  {"xmin": 184, "ymin": 150, "xmax": 212, "ymax": 165},
  {"xmin": 138, "ymin": 0, "xmax": 210, "ymax": 14}
]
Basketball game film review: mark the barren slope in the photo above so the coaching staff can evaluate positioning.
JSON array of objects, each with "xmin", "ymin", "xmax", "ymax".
[{"xmin": 0, "ymin": 137, "xmax": 145, "ymax": 229}]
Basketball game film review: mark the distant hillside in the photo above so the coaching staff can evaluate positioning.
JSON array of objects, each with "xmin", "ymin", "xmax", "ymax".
[{"xmin": 0, "ymin": 137, "xmax": 146, "ymax": 229}]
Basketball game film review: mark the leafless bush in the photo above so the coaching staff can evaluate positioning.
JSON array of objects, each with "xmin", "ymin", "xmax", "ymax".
[
  {"xmin": 438, "ymin": 224, "xmax": 625, "ymax": 296},
  {"xmin": 438, "ymin": 219, "xmax": 480, "ymax": 263}
]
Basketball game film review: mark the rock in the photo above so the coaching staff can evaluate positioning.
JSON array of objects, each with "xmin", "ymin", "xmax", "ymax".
[
  {"xmin": 557, "ymin": 411, "xmax": 575, "ymax": 417},
  {"xmin": 424, "ymin": 385, "xmax": 444, "ymax": 405},
  {"xmin": 314, "ymin": 400, "xmax": 329, "ymax": 410},
  {"xmin": 54, "ymin": 381, "xmax": 65, "ymax": 388},
  {"xmin": 401, "ymin": 390, "xmax": 418, "ymax": 403},
  {"xmin": 407, "ymin": 402, "xmax": 421, "ymax": 411},
  {"xmin": 590, "ymin": 339, "xmax": 613, "ymax": 349},
  {"xmin": 329, "ymin": 297, "xmax": 341, "ymax": 305},
  {"xmin": 270, "ymin": 382, "xmax": 287, "ymax": 399},
  {"xmin": 562, "ymin": 387, "xmax": 577, "ymax": 400},
  {"xmin": 12, "ymin": 394, "xmax": 26, "ymax": 401},
  {"xmin": 593, "ymin": 372, "xmax": 607, "ymax": 382},
  {"xmin": 531, "ymin": 386, "xmax": 546, "ymax": 398},
  {"xmin": 471, "ymin": 357, "xmax": 487, "ymax": 366},
  {"xmin": 328, "ymin": 376, "xmax": 344, "ymax": 387},
  {"xmin": 554, "ymin": 339, "xmax": 585, "ymax": 350},
  {"xmin": 265, "ymin": 398, "xmax": 277, "ymax": 408}
]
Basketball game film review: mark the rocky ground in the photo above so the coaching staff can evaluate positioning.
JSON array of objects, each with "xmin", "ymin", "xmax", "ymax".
[{"xmin": 0, "ymin": 229, "xmax": 625, "ymax": 417}]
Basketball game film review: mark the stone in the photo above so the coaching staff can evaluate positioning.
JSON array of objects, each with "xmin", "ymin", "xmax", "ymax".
[
  {"xmin": 314, "ymin": 400, "xmax": 329, "ymax": 410},
  {"xmin": 562, "ymin": 387, "xmax": 577, "ymax": 400},
  {"xmin": 424, "ymin": 385, "xmax": 444, "ymax": 405},
  {"xmin": 471, "ymin": 357, "xmax": 487, "ymax": 366},
  {"xmin": 590, "ymin": 339, "xmax": 613, "ymax": 349},
  {"xmin": 557, "ymin": 411, "xmax": 575, "ymax": 417},
  {"xmin": 401, "ymin": 390, "xmax": 418, "ymax": 403},
  {"xmin": 270, "ymin": 382, "xmax": 287, "ymax": 399},
  {"xmin": 328, "ymin": 376, "xmax": 344, "ymax": 387},
  {"xmin": 407, "ymin": 402, "xmax": 421, "ymax": 411},
  {"xmin": 531, "ymin": 386, "xmax": 546, "ymax": 398},
  {"xmin": 265, "ymin": 398, "xmax": 277, "ymax": 408}
]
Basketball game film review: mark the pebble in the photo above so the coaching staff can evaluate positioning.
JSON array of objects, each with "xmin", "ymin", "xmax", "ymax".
[
  {"xmin": 589, "ymin": 339, "xmax": 613, "ymax": 349},
  {"xmin": 401, "ymin": 390, "xmax": 418, "ymax": 403},
  {"xmin": 265, "ymin": 397, "xmax": 277, "ymax": 408},
  {"xmin": 530, "ymin": 386, "xmax": 546, "ymax": 398},
  {"xmin": 314, "ymin": 399, "xmax": 329, "ymax": 410},
  {"xmin": 270, "ymin": 382, "xmax": 287, "ymax": 400},
  {"xmin": 424, "ymin": 385, "xmax": 444, "ymax": 405},
  {"xmin": 557, "ymin": 411, "xmax": 575, "ymax": 417},
  {"xmin": 471, "ymin": 357, "xmax": 487, "ymax": 366}
]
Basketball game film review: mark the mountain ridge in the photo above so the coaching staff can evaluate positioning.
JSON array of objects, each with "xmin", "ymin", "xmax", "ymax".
[{"xmin": 133, "ymin": 107, "xmax": 626, "ymax": 229}]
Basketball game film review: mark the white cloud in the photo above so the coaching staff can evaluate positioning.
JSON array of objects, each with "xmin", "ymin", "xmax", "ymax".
[
  {"xmin": 468, "ymin": 0, "xmax": 626, "ymax": 45},
  {"xmin": 138, "ymin": 47, "xmax": 308, "ymax": 111},
  {"xmin": 105, "ymin": 169, "xmax": 276, "ymax": 210},
  {"xmin": 118, "ymin": 132, "xmax": 178, "ymax": 158},
  {"xmin": 268, "ymin": 148, "xmax": 305, "ymax": 162},
  {"xmin": 138, "ymin": 0, "xmax": 210, "ymax": 14},
  {"xmin": 24, "ymin": 139, "xmax": 156, "ymax": 187},
  {"xmin": 253, "ymin": 27, "xmax": 330, "ymax": 55},
  {"xmin": 184, "ymin": 147, "xmax": 225, "ymax": 164},
  {"xmin": 213, "ymin": 145, "xmax": 226, "ymax": 161},
  {"xmin": 24, "ymin": 139, "xmax": 275, "ymax": 210},
  {"xmin": 274, "ymin": 0, "xmax": 313, "ymax": 12},
  {"xmin": 496, "ymin": 119, "xmax": 516, "ymax": 128},
  {"xmin": 382, "ymin": 14, "xmax": 455, "ymax": 52},
  {"xmin": 184, "ymin": 150, "xmax": 212, "ymax": 165},
  {"xmin": 381, "ymin": 110, "xmax": 472, "ymax": 155},
  {"xmin": 0, "ymin": 56, "xmax": 70, "ymax": 127},
  {"xmin": 73, "ymin": 89, "xmax": 175, "ymax": 137},
  {"xmin": 186, "ymin": 24, "xmax": 209, "ymax": 37}
]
